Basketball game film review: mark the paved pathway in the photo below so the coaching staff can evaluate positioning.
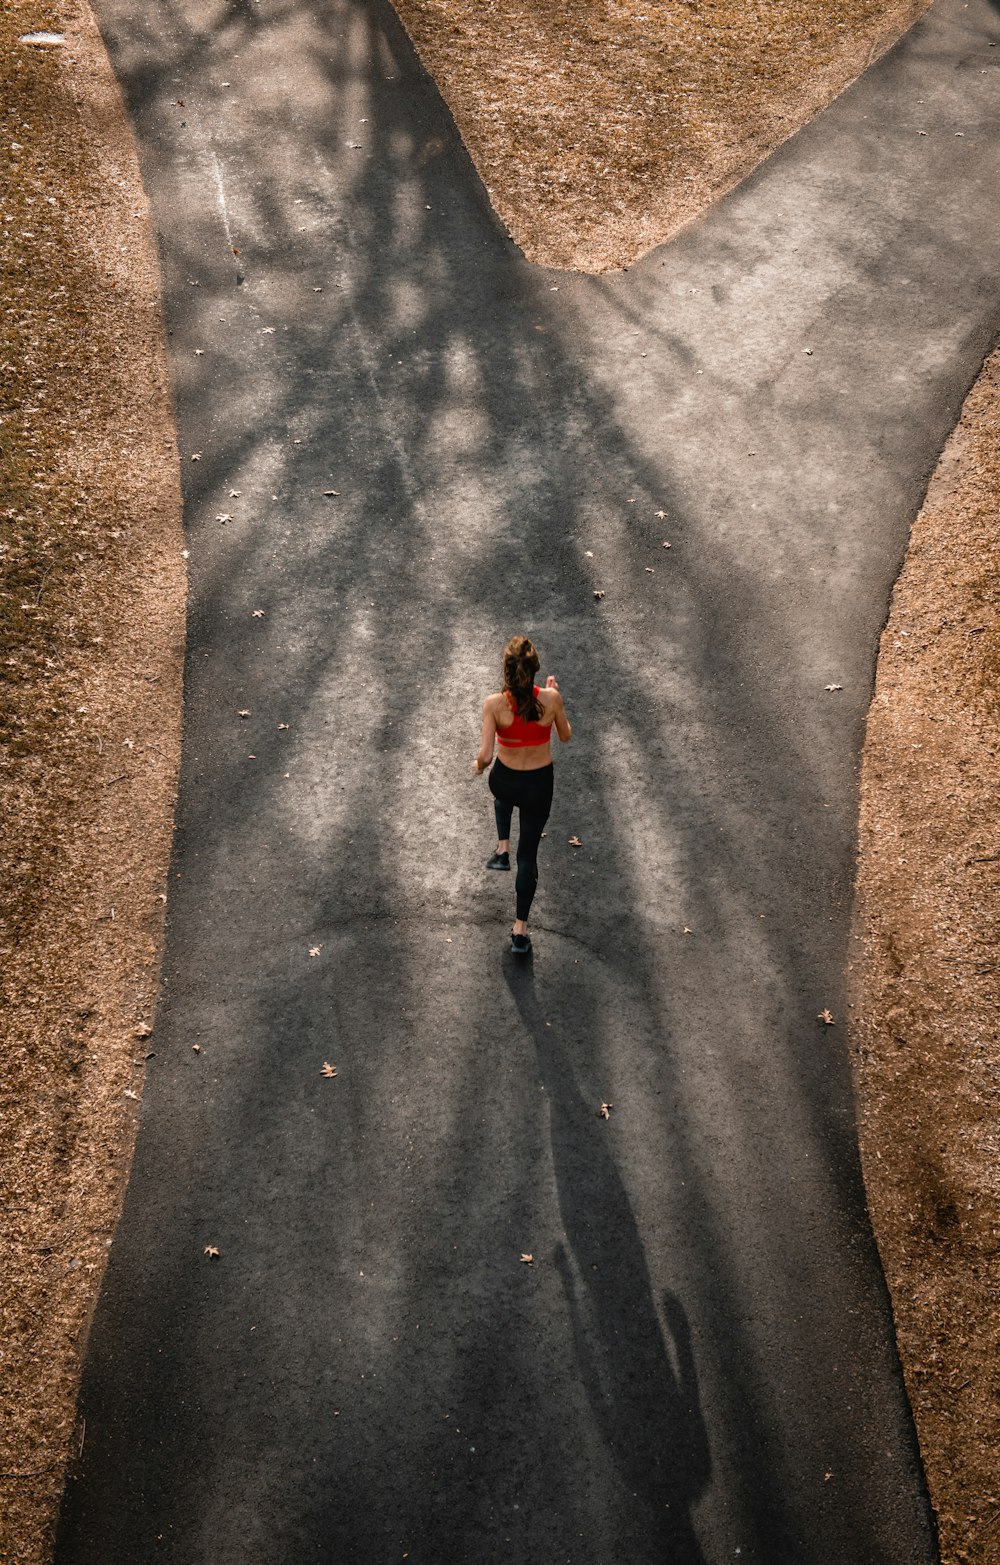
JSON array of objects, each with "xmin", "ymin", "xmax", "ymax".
[{"xmin": 58, "ymin": 0, "xmax": 1000, "ymax": 1558}]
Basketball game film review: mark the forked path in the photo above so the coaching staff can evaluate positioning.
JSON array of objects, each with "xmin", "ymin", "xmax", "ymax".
[{"xmin": 58, "ymin": 1, "xmax": 999, "ymax": 1559}]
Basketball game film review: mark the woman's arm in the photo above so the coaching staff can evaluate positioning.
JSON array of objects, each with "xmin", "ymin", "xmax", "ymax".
[
  {"xmin": 472, "ymin": 696, "xmax": 497, "ymax": 774},
  {"xmin": 545, "ymin": 677, "xmax": 572, "ymax": 743}
]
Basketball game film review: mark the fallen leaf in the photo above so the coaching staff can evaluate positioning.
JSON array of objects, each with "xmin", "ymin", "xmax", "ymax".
[
  {"xmin": 803, "ymin": 348, "xmax": 813, "ymax": 356},
  {"xmin": 216, "ymin": 513, "xmax": 233, "ymax": 523},
  {"xmin": 593, "ymin": 590, "xmax": 605, "ymax": 600},
  {"xmin": 309, "ymin": 945, "xmax": 322, "ymax": 957},
  {"xmin": 194, "ymin": 349, "xmax": 205, "ymax": 356},
  {"xmin": 662, "ymin": 541, "xmax": 672, "ymax": 548},
  {"xmin": 192, "ymin": 1043, "xmax": 201, "ymax": 1053},
  {"xmin": 644, "ymin": 567, "xmax": 655, "ymax": 574},
  {"xmin": 324, "ymin": 490, "xmax": 339, "ymax": 496},
  {"xmin": 238, "ymin": 709, "xmax": 251, "ymax": 718},
  {"xmin": 682, "ymin": 926, "xmax": 693, "ymax": 934},
  {"xmin": 519, "ymin": 1253, "xmax": 534, "ymax": 1265},
  {"xmin": 277, "ymin": 722, "xmax": 289, "ymax": 730},
  {"xmin": 817, "ymin": 1009, "xmax": 835, "ymax": 1025},
  {"xmin": 190, "ymin": 452, "xmax": 202, "ymax": 461},
  {"xmin": 320, "ymin": 1061, "xmax": 338, "ymax": 1078},
  {"xmin": 123, "ymin": 1089, "xmax": 139, "ymax": 1101},
  {"xmin": 204, "ymin": 1245, "xmax": 220, "ymax": 1258},
  {"xmin": 229, "ymin": 489, "xmax": 241, "ymax": 498},
  {"xmin": 584, "ymin": 549, "xmax": 593, "ymax": 557},
  {"xmin": 133, "ymin": 1024, "xmax": 153, "ymax": 1039},
  {"xmin": 598, "ymin": 1102, "xmax": 613, "ymax": 1119},
  {"xmin": 252, "ymin": 609, "xmax": 265, "ymax": 618},
  {"xmin": 262, "ymin": 326, "xmax": 276, "ymax": 333},
  {"xmin": 231, "ymin": 246, "xmax": 240, "ymax": 256},
  {"xmin": 655, "ymin": 509, "xmax": 667, "ymax": 519},
  {"xmin": 568, "ymin": 836, "xmax": 582, "ymax": 847},
  {"xmin": 824, "ymin": 683, "xmax": 843, "ymax": 692}
]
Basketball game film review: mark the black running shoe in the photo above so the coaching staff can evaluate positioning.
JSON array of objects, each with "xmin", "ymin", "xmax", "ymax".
[
  {"xmin": 486, "ymin": 851, "xmax": 510, "ymax": 871},
  {"xmin": 511, "ymin": 931, "xmax": 532, "ymax": 955}
]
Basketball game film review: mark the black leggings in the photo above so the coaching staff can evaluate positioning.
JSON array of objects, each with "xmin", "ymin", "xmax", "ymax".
[{"xmin": 489, "ymin": 759, "xmax": 554, "ymax": 921}]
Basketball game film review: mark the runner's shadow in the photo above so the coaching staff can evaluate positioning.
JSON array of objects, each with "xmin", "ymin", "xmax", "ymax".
[{"xmin": 503, "ymin": 954, "xmax": 710, "ymax": 1556}]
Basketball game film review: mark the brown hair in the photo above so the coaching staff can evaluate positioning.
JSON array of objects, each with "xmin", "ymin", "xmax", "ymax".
[{"xmin": 502, "ymin": 635, "xmax": 541, "ymax": 722}]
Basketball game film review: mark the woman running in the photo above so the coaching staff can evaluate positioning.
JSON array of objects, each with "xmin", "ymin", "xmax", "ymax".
[{"xmin": 472, "ymin": 635, "xmax": 572, "ymax": 954}]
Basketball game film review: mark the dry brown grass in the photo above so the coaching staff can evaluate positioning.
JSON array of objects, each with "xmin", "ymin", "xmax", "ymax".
[
  {"xmin": 851, "ymin": 349, "xmax": 1000, "ymax": 1565},
  {"xmin": 0, "ymin": 3, "xmax": 184, "ymax": 1560},
  {"xmin": 393, "ymin": 0, "xmax": 929, "ymax": 270}
]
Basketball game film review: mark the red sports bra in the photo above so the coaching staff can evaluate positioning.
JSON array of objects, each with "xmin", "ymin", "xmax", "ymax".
[{"xmin": 496, "ymin": 687, "xmax": 552, "ymax": 748}]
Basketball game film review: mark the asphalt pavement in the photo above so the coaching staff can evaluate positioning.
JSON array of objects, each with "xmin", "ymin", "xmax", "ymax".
[{"xmin": 57, "ymin": 0, "xmax": 1000, "ymax": 1559}]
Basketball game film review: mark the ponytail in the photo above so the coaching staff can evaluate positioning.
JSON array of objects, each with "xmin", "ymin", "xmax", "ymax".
[{"xmin": 502, "ymin": 635, "xmax": 541, "ymax": 722}]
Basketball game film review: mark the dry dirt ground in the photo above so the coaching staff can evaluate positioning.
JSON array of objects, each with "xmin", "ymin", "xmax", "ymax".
[
  {"xmin": 0, "ymin": 1, "xmax": 184, "ymax": 1559},
  {"xmin": 394, "ymin": 0, "xmax": 929, "ymax": 271},
  {"xmin": 0, "ymin": 0, "xmax": 996, "ymax": 1562},
  {"xmin": 851, "ymin": 354, "xmax": 1000, "ymax": 1565}
]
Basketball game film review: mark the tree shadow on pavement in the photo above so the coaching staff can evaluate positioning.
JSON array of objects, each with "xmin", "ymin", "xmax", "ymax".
[{"xmin": 52, "ymin": 0, "xmax": 954, "ymax": 1559}]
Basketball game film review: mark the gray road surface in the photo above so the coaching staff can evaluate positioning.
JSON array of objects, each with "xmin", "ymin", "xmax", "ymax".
[{"xmin": 57, "ymin": 0, "xmax": 1000, "ymax": 1558}]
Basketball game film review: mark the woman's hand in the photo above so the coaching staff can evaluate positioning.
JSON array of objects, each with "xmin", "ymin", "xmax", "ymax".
[
  {"xmin": 471, "ymin": 756, "xmax": 487, "ymax": 776},
  {"xmin": 545, "ymin": 674, "xmax": 559, "ymax": 691}
]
